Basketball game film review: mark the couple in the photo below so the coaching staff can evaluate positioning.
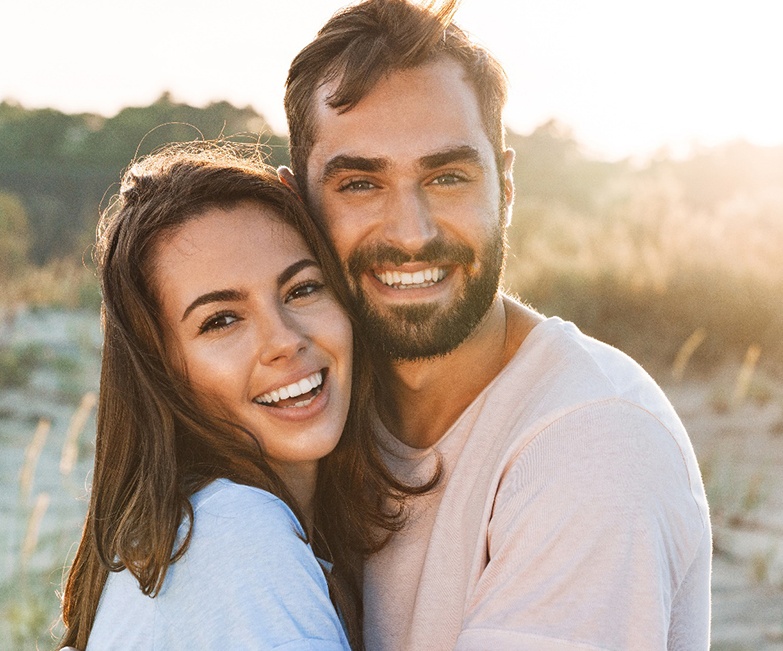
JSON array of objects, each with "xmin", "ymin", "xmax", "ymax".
[{"xmin": 60, "ymin": 0, "xmax": 711, "ymax": 649}]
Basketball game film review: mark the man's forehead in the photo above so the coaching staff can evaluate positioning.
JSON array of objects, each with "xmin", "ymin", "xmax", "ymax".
[
  {"xmin": 307, "ymin": 59, "xmax": 491, "ymax": 167},
  {"xmin": 313, "ymin": 57, "xmax": 473, "ymax": 113}
]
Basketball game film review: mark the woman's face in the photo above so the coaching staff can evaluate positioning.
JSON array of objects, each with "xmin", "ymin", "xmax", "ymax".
[{"xmin": 154, "ymin": 201, "xmax": 353, "ymax": 481}]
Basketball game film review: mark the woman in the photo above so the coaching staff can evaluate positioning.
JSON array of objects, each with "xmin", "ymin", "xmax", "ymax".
[{"xmin": 60, "ymin": 144, "xmax": 432, "ymax": 650}]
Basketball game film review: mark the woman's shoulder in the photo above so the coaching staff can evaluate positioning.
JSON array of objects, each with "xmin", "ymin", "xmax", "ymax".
[
  {"xmin": 88, "ymin": 479, "xmax": 349, "ymax": 649},
  {"xmin": 189, "ymin": 478, "xmax": 305, "ymax": 539}
]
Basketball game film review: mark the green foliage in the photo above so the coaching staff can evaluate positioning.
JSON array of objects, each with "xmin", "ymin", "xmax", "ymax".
[
  {"xmin": 0, "ymin": 95, "xmax": 288, "ymax": 264},
  {"xmin": 0, "ymin": 335, "xmax": 94, "ymax": 395},
  {"xmin": 1, "ymin": 102, "xmax": 782, "ymax": 371},
  {"xmin": 0, "ymin": 192, "xmax": 31, "ymax": 281},
  {"xmin": 509, "ymin": 120, "xmax": 628, "ymax": 213},
  {"xmin": 1, "ymin": 580, "xmax": 57, "ymax": 650},
  {"xmin": 0, "ymin": 344, "xmax": 44, "ymax": 389}
]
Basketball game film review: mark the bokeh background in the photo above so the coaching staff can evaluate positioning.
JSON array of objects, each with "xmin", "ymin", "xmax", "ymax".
[{"xmin": 1, "ymin": 0, "xmax": 782, "ymax": 648}]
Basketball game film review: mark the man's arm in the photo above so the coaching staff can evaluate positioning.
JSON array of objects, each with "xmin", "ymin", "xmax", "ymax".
[{"xmin": 458, "ymin": 399, "xmax": 710, "ymax": 651}]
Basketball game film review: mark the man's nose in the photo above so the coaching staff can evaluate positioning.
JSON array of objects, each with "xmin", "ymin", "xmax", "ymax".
[
  {"xmin": 256, "ymin": 308, "xmax": 308, "ymax": 365},
  {"xmin": 381, "ymin": 187, "xmax": 438, "ymax": 253}
]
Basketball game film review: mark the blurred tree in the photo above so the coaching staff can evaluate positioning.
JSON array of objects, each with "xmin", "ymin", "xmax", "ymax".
[
  {"xmin": 0, "ymin": 96, "xmax": 287, "ymax": 264},
  {"xmin": 508, "ymin": 119, "xmax": 627, "ymax": 215}
]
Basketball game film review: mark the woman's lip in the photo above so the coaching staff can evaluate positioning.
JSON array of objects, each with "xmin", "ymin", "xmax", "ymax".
[
  {"xmin": 252, "ymin": 372, "xmax": 331, "ymax": 422},
  {"xmin": 254, "ymin": 369, "xmax": 325, "ymax": 404}
]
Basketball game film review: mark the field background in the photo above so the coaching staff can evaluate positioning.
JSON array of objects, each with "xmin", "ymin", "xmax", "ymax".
[{"xmin": 1, "ymin": 98, "xmax": 782, "ymax": 649}]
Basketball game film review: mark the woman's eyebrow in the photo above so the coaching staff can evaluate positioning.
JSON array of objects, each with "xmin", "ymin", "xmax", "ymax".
[
  {"xmin": 181, "ymin": 259, "xmax": 320, "ymax": 321},
  {"xmin": 278, "ymin": 258, "xmax": 319, "ymax": 287},
  {"xmin": 181, "ymin": 289, "xmax": 247, "ymax": 321}
]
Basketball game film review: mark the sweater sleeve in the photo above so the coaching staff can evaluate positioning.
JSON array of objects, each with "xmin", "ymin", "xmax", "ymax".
[{"xmin": 456, "ymin": 399, "xmax": 710, "ymax": 651}]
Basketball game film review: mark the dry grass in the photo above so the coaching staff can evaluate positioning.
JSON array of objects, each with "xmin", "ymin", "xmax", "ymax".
[
  {"xmin": 1, "ymin": 394, "xmax": 96, "ymax": 649},
  {"xmin": 0, "ymin": 258, "xmax": 99, "ymax": 311},
  {"xmin": 505, "ymin": 168, "xmax": 783, "ymax": 374}
]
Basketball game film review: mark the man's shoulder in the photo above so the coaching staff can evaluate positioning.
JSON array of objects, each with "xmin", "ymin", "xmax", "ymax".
[
  {"xmin": 473, "ymin": 310, "xmax": 692, "ymax": 475},
  {"xmin": 489, "ymin": 311, "xmax": 661, "ymax": 408}
]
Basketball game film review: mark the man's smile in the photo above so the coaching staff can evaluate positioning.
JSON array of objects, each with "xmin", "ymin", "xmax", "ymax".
[{"xmin": 373, "ymin": 266, "xmax": 448, "ymax": 289}]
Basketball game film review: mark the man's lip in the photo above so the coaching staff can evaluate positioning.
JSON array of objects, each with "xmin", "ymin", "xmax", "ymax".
[
  {"xmin": 366, "ymin": 265, "xmax": 454, "ymax": 295},
  {"xmin": 371, "ymin": 262, "xmax": 450, "ymax": 273}
]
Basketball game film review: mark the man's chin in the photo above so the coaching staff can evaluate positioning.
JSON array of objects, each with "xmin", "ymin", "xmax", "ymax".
[{"xmin": 356, "ymin": 295, "xmax": 492, "ymax": 362}]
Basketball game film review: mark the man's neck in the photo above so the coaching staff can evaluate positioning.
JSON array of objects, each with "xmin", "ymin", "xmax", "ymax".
[{"xmin": 378, "ymin": 295, "xmax": 543, "ymax": 449}]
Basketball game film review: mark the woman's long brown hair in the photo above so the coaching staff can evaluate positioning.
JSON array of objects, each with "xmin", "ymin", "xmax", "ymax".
[{"xmin": 59, "ymin": 143, "xmax": 437, "ymax": 650}]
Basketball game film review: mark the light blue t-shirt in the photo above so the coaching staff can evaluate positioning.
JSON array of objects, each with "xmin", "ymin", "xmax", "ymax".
[{"xmin": 86, "ymin": 478, "xmax": 351, "ymax": 650}]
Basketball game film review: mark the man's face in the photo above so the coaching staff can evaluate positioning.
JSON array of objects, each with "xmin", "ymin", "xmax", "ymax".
[{"xmin": 304, "ymin": 58, "xmax": 514, "ymax": 361}]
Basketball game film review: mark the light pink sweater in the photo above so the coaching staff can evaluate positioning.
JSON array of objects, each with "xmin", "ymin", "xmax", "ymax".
[{"xmin": 364, "ymin": 317, "xmax": 711, "ymax": 650}]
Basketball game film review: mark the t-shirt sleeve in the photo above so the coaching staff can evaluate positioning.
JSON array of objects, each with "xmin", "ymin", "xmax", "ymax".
[
  {"xmin": 154, "ymin": 483, "xmax": 351, "ymax": 650},
  {"xmin": 455, "ymin": 399, "xmax": 710, "ymax": 651}
]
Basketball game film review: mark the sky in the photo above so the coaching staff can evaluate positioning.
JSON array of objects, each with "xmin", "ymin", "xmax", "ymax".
[{"xmin": 3, "ymin": 0, "xmax": 783, "ymax": 161}]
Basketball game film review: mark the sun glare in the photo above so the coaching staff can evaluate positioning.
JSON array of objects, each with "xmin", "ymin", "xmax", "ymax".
[
  {"xmin": 458, "ymin": 0, "xmax": 783, "ymax": 159},
  {"xmin": 1, "ymin": 0, "xmax": 782, "ymax": 160}
]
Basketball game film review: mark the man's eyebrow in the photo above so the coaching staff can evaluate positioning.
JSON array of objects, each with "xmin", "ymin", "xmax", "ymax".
[
  {"xmin": 419, "ymin": 146, "xmax": 484, "ymax": 170},
  {"xmin": 320, "ymin": 155, "xmax": 389, "ymax": 184},
  {"xmin": 181, "ymin": 289, "xmax": 247, "ymax": 322}
]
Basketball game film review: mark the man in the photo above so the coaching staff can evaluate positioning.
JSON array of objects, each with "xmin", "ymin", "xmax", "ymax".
[{"xmin": 281, "ymin": 1, "xmax": 711, "ymax": 648}]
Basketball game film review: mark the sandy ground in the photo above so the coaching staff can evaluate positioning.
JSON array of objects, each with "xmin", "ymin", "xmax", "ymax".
[
  {"xmin": 665, "ymin": 371, "xmax": 783, "ymax": 649},
  {"xmin": 1, "ymin": 308, "xmax": 782, "ymax": 648}
]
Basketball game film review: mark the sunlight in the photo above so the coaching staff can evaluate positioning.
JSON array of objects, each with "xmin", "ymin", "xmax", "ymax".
[
  {"xmin": 458, "ymin": 0, "xmax": 783, "ymax": 158},
  {"xmin": 1, "ymin": 0, "xmax": 782, "ymax": 159}
]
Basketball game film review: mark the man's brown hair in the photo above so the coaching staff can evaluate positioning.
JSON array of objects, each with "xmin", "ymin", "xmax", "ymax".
[{"xmin": 284, "ymin": 0, "xmax": 509, "ymax": 195}]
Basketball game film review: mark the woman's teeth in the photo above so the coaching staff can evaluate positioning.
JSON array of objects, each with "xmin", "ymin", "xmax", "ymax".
[
  {"xmin": 375, "ymin": 267, "xmax": 446, "ymax": 288},
  {"xmin": 255, "ymin": 371, "xmax": 323, "ymax": 407}
]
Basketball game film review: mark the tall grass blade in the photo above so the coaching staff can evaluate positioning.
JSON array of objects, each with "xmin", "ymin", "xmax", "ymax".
[
  {"xmin": 733, "ymin": 344, "xmax": 762, "ymax": 407},
  {"xmin": 672, "ymin": 327, "xmax": 707, "ymax": 381},
  {"xmin": 59, "ymin": 392, "xmax": 97, "ymax": 478},
  {"xmin": 20, "ymin": 492, "xmax": 50, "ymax": 570},
  {"xmin": 19, "ymin": 418, "xmax": 51, "ymax": 503}
]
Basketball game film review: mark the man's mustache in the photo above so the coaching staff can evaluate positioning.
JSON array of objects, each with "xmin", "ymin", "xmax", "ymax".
[{"xmin": 347, "ymin": 239, "xmax": 475, "ymax": 277}]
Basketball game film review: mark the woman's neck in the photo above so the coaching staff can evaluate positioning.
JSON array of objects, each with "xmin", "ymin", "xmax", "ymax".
[{"xmin": 269, "ymin": 459, "xmax": 318, "ymax": 534}]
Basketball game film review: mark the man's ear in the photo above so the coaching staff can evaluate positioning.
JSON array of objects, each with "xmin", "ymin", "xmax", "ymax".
[
  {"xmin": 277, "ymin": 166, "xmax": 302, "ymax": 197},
  {"xmin": 502, "ymin": 148, "xmax": 515, "ymax": 228}
]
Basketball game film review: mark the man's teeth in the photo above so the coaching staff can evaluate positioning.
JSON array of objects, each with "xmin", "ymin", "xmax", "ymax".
[
  {"xmin": 255, "ymin": 371, "xmax": 323, "ymax": 407},
  {"xmin": 375, "ymin": 267, "xmax": 446, "ymax": 288}
]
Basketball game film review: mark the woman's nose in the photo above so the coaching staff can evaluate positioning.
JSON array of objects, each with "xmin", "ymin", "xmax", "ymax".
[{"xmin": 255, "ymin": 308, "xmax": 308, "ymax": 365}]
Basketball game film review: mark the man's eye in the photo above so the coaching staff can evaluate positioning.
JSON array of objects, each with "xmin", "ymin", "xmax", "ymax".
[
  {"xmin": 198, "ymin": 312, "xmax": 239, "ymax": 334},
  {"xmin": 430, "ymin": 173, "xmax": 465, "ymax": 186},
  {"xmin": 286, "ymin": 280, "xmax": 325, "ymax": 302},
  {"xmin": 338, "ymin": 179, "xmax": 376, "ymax": 192}
]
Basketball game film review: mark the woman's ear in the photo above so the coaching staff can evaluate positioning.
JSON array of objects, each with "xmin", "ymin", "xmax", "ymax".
[{"xmin": 277, "ymin": 166, "xmax": 302, "ymax": 197}]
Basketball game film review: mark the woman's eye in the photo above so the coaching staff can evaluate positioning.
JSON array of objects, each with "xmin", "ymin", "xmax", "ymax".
[
  {"xmin": 198, "ymin": 312, "xmax": 239, "ymax": 334},
  {"xmin": 286, "ymin": 280, "xmax": 325, "ymax": 302}
]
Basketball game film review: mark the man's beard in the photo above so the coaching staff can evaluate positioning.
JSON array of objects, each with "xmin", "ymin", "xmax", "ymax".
[{"xmin": 345, "ymin": 224, "xmax": 506, "ymax": 362}]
